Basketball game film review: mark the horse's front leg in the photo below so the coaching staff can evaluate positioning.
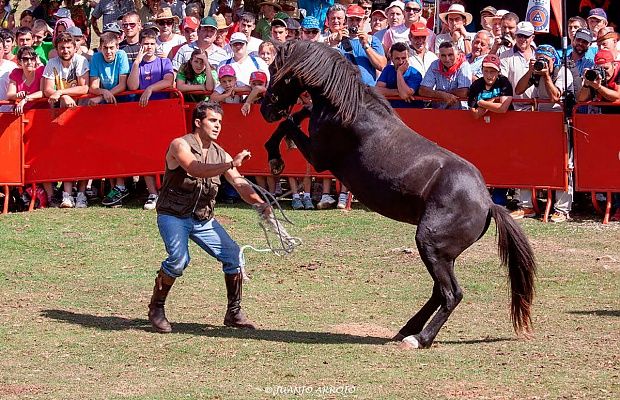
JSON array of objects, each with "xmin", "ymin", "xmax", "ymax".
[{"xmin": 264, "ymin": 107, "xmax": 312, "ymax": 175}]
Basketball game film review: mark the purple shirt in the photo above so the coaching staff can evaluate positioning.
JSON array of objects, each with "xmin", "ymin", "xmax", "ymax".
[{"xmin": 138, "ymin": 57, "xmax": 173, "ymax": 100}]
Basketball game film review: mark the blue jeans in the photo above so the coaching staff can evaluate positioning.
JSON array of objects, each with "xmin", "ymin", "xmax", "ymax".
[{"xmin": 157, "ymin": 214, "xmax": 243, "ymax": 278}]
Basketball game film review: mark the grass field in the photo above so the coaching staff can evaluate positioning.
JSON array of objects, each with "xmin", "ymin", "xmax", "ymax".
[{"xmin": 0, "ymin": 203, "xmax": 619, "ymax": 399}]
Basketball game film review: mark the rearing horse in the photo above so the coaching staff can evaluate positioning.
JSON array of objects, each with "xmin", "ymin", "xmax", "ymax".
[{"xmin": 260, "ymin": 41, "xmax": 536, "ymax": 349}]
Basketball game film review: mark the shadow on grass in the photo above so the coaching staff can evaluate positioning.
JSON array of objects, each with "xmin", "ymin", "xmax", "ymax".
[
  {"xmin": 568, "ymin": 310, "xmax": 620, "ymax": 317},
  {"xmin": 41, "ymin": 309, "xmax": 391, "ymax": 345}
]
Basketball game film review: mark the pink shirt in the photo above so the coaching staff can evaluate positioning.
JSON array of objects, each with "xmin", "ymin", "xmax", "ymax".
[{"xmin": 9, "ymin": 66, "xmax": 44, "ymax": 94}]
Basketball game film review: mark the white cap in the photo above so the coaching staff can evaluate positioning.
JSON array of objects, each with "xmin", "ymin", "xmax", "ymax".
[
  {"xmin": 229, "ymin": 32, "xmax": 248, "ymax": 44},
  {"xmin": 516, "ymin": 21, "xmax": 535, "ymax": 37},
  {"xmin": 386, "ymin": 1, "xmax": 405, "ymax": 11}
]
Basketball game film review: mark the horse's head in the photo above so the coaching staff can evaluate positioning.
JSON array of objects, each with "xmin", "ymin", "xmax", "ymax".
[{"xmin": 260, "ymin": 41, "xmax": 307, "ymax": 122}]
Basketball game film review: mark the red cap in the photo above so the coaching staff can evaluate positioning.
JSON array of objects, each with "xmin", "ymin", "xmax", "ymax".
[
  {"xmin": 482, "ymin": 54, "xmax": 501, "ymax": 71},
  {"xmin": 250, "ymin": 71, "xmax": 268, "ymax": 84},
  {"xmin": 181, "ymin": 16, "xmax": 199, "ymax": 30},
  {"xmin": 346, "ymin": 5, "xmax": 366, "ymax": 19},
  {"xmin": 409, "ymin": 22, "xmax": 428, "ymax": 37},
  {"xmin": 594, "ymin": 49, "xmax": 615, "ymax": 65}
]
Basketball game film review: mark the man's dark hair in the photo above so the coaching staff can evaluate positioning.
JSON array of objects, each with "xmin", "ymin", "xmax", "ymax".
[
  {"xmin": 390, "ymin": 42, "xmax": 409, "ymax": 54},
  {"xmin": 54, "ymin": 32, "xmax": 76, "ymax": 49},
  {"xmin": 438, "ymin": 41, "xmax": 455, "ymax": 50},
  {"xmin": 193, "ymin": 101, "xmax": 224, "ymax": 127},
  {"xmin": 139, "ymin": 28, "xmax": 158, "ymax": 42},
  {"xmin": 568, "ymin": 16, "xmax": 587, "ymax": 28},
  {"xmin": 502, "ymin": 12, "xmax": 520, "ymax": 24},
  {"xmin": 15, "ymin": 27, "xmax": 33, "ymax": 39},
  {"xmin": 240, "ymin": 12, "xmax": 256, "ymax": 24},
  {"xmin": 123, "ymin": 11, "xmax": 140, "ymax": 20},
  {"xmin": 17, "ymin": 46, "xmax": 37, "ymax": 60},
  {"xmin": 0, "ymin": 28, "xmax": 15, "ymax": 42}
]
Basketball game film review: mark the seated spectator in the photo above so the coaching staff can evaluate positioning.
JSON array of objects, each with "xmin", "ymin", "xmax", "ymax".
[
  {"xmin": 418, "ymin": 41, "xmax": 471, "ymax": 109},
  {"xmin": 41, "ymin": 31, "xmax": 89, "ymax": 208},
  {"xmin": 370, "ymin": 9, "xmax": 388, "ymax": 40},
  {"xmin": 128, "ymin": 28, "xmax": 175, "ymax": 210},
  {"xmin": 586, "ymin": 8, "xmax": 608, "ymax": 41},
  {"xmin": 500, "ymin": 21, "xmax": 536, "ymax": 111},
  {"xmin": 176, "ymin": 48, "xmax": 215, "ymax": 103},
  {"xmin": 596, "ymin": 28, "xmax": 619, "ymax": 60},
  {"xmin": 218, "ymin": 32, "xmax": 270, "ymax": 86},
  {"xmin": 467, "ymin": 30, "xmax": 491, "ymax": 80},
  {"xmin": 358, "ymin": 0, "xmax": 373, "ymax": 32},
  {"xmin": 257, "ymin": 41, "xmax": 276, "ymax": 66},
  {"xmin": 300, "ymin": 16, "xmax": 322, "ymax": 42},
  {"xmin": 376, "ymin": 42, "xmax": 423, "ymax": 108},
  {"xmin": 154, "ymin": 8, "xmax": 186, "ymax": 58},
  {"xmin": 407, "ymin": 21, "xmax": 437, "ymax": 77},
  {"xmin": 173, "ymin": 17, "xmax": 229, "ymax": 71},
  {"xmin": 227, "ymin": 12, "xmax": 263, "ymax": 56},
  {"xmin": 120, "ymin": 11, "xmax": 142, "ymax": 64},
  {"xmin": 468, "ymin": 53, "xmax": 513, "ymax": 120},
  {"xmin": 434, "ymin": 3, "xmax": 474, "ymax": 54},
  {"xmin": 210, "ymin": 64, "xmax": 250, "ymax": 103}
]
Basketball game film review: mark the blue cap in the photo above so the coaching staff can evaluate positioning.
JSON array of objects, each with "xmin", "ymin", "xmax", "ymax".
[
  {"xmin": 300, "ymin": 16, "xmax": 320, "ymax": 30},
  {"xmin": 588, "ymin": 8, "xmax": 608, "ymax": 21}
]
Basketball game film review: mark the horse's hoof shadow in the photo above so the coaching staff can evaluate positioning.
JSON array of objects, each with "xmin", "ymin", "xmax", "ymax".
[{"xmin": 269, "ymin": 158, "xmax": 285, "ymax": 176}]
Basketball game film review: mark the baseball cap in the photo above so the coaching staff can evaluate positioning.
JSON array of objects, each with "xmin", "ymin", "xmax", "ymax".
[
  {"xmin": 181, "ymin": 16, "xmax": 199, "ymax": 30},
  {"xmin": 218, "ymin": 65, "xmax": 236, "ymax": 78},
  {"xmin": 574, "ymin": 28, "xmax": 594, "ymax": 43},
  {"xmin": 588, "ymin": 8, "xmax": 608, "ymax": 21},
  {"xmin": 515, "ymin": 21, "xmax": 535, "ymax": 37},
  {"xmin": 346, "ymin": 5, "xmax": 365, "ymax": 19},
  {"xmin": 200, "ymin": 16, "xmax": 217, "ymax": 28},
  {"xmin": 482, "ymin": 54, "xmax": 500, "ymax": 71},
  {"xmin": 480, "ymin": 6, "xmax": 497, "ymax": 16},
  {"xmin": 250, "ymin": 71, "xmax": 268, "ymax": 84},
  {"xmin": 54, "ymin": 8, "xmax": 71, "ymax": 19},
  {"xmin": 594, "ymin": 49, "xmax": 615, "ymax": 65},
  {"xmin": 286, "ymin": 18, "xmax": 301, "ymax": 30},
  {"xmin": 371, "ymin": 9, "xmax": 387, "ymax": 18},
  {"xmin": 301, "ymin": 16, "xmax": 320, "ymax": 30},
  {"xmin": 66, "ymin": 26, "xmax": 83, "ymax": 37},
  {"xmin": 102, "ymin": 22, "xmax": 122, "ymax": 35},
  {"xmin": 229, "ymin": 32, "xmax": 248, "ymax": 44},
  {"xmin": 409, "ymin": 22, "xmax": 428, "ymax": 37},
  {"xmin": 271, "ymin": 18, "xmax": 287, "ymax": 28},
  {"xmin": 143, "ymin": 21, "xmax": 160, "ymax": 32},
  {"xmin": 387, "ymin": 1, "xmax": 405, "ymax": 12}
]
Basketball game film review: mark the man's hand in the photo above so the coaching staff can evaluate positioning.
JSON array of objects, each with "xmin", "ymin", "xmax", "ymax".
[
  {"xmin": 241, "ymin": 102, "xmax": 251, "ymax": 116},
  {"xmin": 397, "ymin": 60, "xmax": 409, "ymax": 74},
  {"xmin": 232, "ymin": 149, "xmax": 251, "ymax": 167},
  {"xmin": 48, "ymin": 90, "xmax": 62, "ymax": 103},
  {"xmin": 101, "ymin": 89, "xmax": 116, "ymax": 104},
  {"xmin": 139, "ymin": 87, "xmax": 152, "ymax": 107},
  {"xmin": 357, "ymin": 31, "xmax": 370, "ymax": 48},
  {"xmin": 59, "ymin": 94, "xmax": 77, "ymax": 108},
  {"xmin": 444, "ymin": 92, "xmax": 459, "ymax": 106},
  {"xmin": 135, "ymin": 46, "xmax": 146, "ymax": 64},
  {"xmin": 88, "ymin": 95, "xmax": 104, "ymax": 105}
]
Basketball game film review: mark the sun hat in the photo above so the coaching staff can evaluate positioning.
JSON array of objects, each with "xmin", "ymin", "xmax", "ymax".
[
  {"xmin": 153, "ymin": 8, "xmax": 180, "ymax": 25},
  {"xmin": 439, "ymin": 4, "xmax": 473, "ymax": 26},
  {"xmin": 257, "ymin": 0, "xmax": 282, "ymax": 11}
]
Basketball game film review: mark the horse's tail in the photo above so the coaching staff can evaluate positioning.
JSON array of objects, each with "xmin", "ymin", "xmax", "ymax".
[{"xmin": 490, "ymin": 204, "xmax": 537, "ymax": 336}]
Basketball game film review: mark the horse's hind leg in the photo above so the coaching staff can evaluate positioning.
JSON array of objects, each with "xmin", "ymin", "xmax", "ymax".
[{"xmin": 393, "ymin": 282, "xmax": 441, "ymax": 341}]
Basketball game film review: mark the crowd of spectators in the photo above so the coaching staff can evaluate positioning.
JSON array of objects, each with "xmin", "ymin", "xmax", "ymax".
[{"xmin": 0, "ymin": 0, "xmax": 619, "ymax": 221}]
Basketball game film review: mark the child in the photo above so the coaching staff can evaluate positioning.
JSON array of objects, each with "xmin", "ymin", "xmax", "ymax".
[
  {"xmin": 240, "ymin": 70, "xmax": 267, "ymax": 116},
  {"xmin": 176, "ymin": 48, "xmax": 215, "ymax": 103},
  {"xmin": 210, "ymin": 64, "xmax": 249, "ymax": 103},
  {"xmin": 258, "ymin": 41, "xmax": 275, "ymax": 66}
]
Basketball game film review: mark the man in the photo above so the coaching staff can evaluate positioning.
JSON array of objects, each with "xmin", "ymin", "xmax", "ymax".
[
  {"xmin": 0, "ymin": 35, "xmax": 16, "ymax": 103},
  {"xmin": 567, "ymin": 28, "xmax": 596, "ymax": 76},
  {"xmin": 468, "ymin": 54, "xmax": 513, "ymax": 119},
  {"xmin": 298, "ymin": 0, "xmax": 334, "ymax": 35},
  {"xmin": 219, "ymin": 32, "xmax": 270, "ymax": 86},
  {"xmin": 255, "ymin": 0, "xmax": 281, "ymax": 41},
  {"xmin": 269, "ymin": 16, "xmax": 288, "ymax": 45},
  {"xmin": 376, "ymin": 41, "xmax": 422, "ymax": 108},
  {"xmin": 381, "ymin": 1, "xmax": 406, "ymax": 54},
  {"xmin": 120, "ymin": 11, "xmax": 142, "ymax": 64},
  {"xmin": 154, "ymin": 8, "xmax": 186, "ymax": 58},
  {"xmin": 479, "ymin": 5, "xmax": 496, "ymax": 31},
  {"xmin": 513, "ymin": 45, "xmax": 574, "ymax": 222},
  {"xmin": 230, "ymin": 12, "xmax": 263, "ymax": 56},
  {"xmin": 370, "ymin": 9, "xmax": 388, "ymax": 39},
  {"xmin": 169, "ymin": 16, "xmax": 198, "ymax": 60},
  {"xmin": 489, "ymin": 11, "xmax": 518, "ymax": 56},
  {"xmin": 407, "ymin": 21, "xmax": 437, "ymax": 78},
  {"xmin": 149, "ymin": 101, "xmax": 269, "ymax": 333},
  {"xmin": 418, "ymin": 41, "xmax": 471, "ymax": 109},
  {"xmin": 596, "ymin": 28, "xmax": 619, "ymax": 60},
  {"xmin": 300, "ymin": 16, "xmax": 322, "ymax": 42},
  {"xmin": 577, "ymin": 49, "xmax": 620, "ymax": 111},
  {"xmin": 434, "ymin": 3, "xmax": 474, "ymax": 55},
  {"xmin": 562, "ymin": 16, "xmax": 597, "ymax": 61},
  {"xmin": 467, "ymin": 30, "xmax": 491, "ymax": 80},
  {"xmin": 586, "ymin": 8, "xmax": 608, "ymax": 40},
  {"xmin": 500, "ymin": 21, "xmax": 536, "ymax": 111},
  {"xmin": 42, "ymin": 31, "xmax": 89, "ymax": 208},
  {"xmin": 173, "ymin": 17, "xmax": 229, "ymax": 71},
  {"xmin": 90, "ymin": 0, "xmax": 135, "ymax": 37},
  {"xmin": 285, "ymin": 17, "xmax": 301, "ymax": 41},
  {"xmin": 31, "ymin": 20, "xmax": 54, "ymax": 64}
]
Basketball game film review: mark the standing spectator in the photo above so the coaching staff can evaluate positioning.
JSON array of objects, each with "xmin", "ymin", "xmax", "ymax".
[
  {"xmin": 127, "ymin": 28, "xmax": 175, "ymax": 210},
  {"xmin": 67, "ymin": 27, "xmax": 91, "ymax": 61},
  {"xmin": 154, "ymin": 8, "xmax": 186, "ymax": 58},
  {"xmin": 185, "ymin": 2, "xmax": 203, "ymax": 20},
  {"xmin": 218, "ymin": 32, "xmax": 269, "ymax": 86},
  {"xmin": 228, "ymin": 12, "xmax": 263, "ymax": 56},
  {"xmin": 255, "ymin": 0, "xmax": 281, "ymax": 41},
  {"xmin": 297, "ymin": 0, "xmax": 334, "ymax": 36},
  {"xmin": 562, "ymin": 16, "xmax": 597, "ymax": 61},
  {"xmin": 586, "ymin": 8, "xmax": 608, "ymax": 40},
  {"xmin": 407, "ymin": 21, "xmax": 437, "ymax": 78},
  {"xmin": 376, "ymin": 41, "xmax": 423, "ymax": 108},
  {"xmin": 90, "ymin": 0, "xmax": 134, "ymax": 37},
  {"xmin": 285, "ymin": 18, "xmax": 301, "ymax": 41},
  {"xmin": 489, "ymin": 11, "xmax": 518, "ymax": 56},
  {"xmin": 176, "ymin": 48, "xmax": 215, "ymax": 103},
  {"xmin": 31, "ymin": 19, "xmax": 54, "ymax": 65},
  {"xmin": 269, "ymin": 16, "xmax": 287, "ymax": 45},
  {"xmin": 358, "ymin": 0, "xmax": 372, "ymax": 32},
  {"xmin": 434, "ymin": 3, "xmax": 474, "ymax": 55},
  {"xmin": 567, "ymin": 28, "xmax": 596, "ymax": 76},
  {"xmin": 370, "ymin": 9, "xmax": 388, "ymax": 39},
  {"xmin": 41, "ymin": 31, "xmax": 89, "ymax": 208},
  {"xmin": 381, "ymin": 1, "xmax": 405, "ymax": 54},
  {"xmin": 161, "ymin": 0, "xmax": 186, "ymax": 20},
  {"xmin": 213, "ymin": 13, "xmax": 231, "ymax": 48},
  {"xmin": 138, "ymin": 0, "xmax": 162, "ymax": 25},
  {"xmin": 258, "ymin": 40, "xmax": 275, "ymax": 65},
  {"xmin": 6, "ymin": 46, "xmax": 43, "ymax": 115},
  {"xmin": 300, "ymin": 16, "xmax": 322, "ymax": 42},
  {"xmin": 577, "ymin": 49, "xmax": 620, "ymax": 109},
  {"xmin": 173, "ymin": 16, "xmax": 229, "ymax": 71},
  {"xmin": 1, "ymin": 28, "xmax": 16, "ymax": 62},
  {"xmin": 468, "ymin": 54, "xmax": 513, "ymax": 118},
  {"xmin": 596, "ymin": 28, "xmax": 619, "ymax": 60},
  {"xmin": 20, "ymin": 10, "xmax": 35, "ymax": 29},
  {"xmin": 0, "ymin": 0, "xmax": 15, "ymax": 30},
  {"xmin": 467, "ymin": 30, "xmax": 491, "ymax": 80},
  {"xmin": 418, "ymin": 41, "xmax": 471, "ymax": 109},
  {"xmin": 500, "ymin": 21, "xmax": 536, "ymax": 112},
  {"xmin": 120, "ymin": 11, "xmax": 142, "ymax": 64},
  {"xmin": 169, "ymin": 16, "xmax": 199, "ymax": 61},
  {"xmin": 0, "ymin": 34, "xmax": 16, "ymax": 101},
  {"xmin": 479, "ymin": 5, "xmax": 496, "ymax": 32}
]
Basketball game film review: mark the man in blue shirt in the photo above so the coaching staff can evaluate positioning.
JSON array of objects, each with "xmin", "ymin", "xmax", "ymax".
[
  {"xmin": 88, "ymin": 32, "xmax": 129, "ymax": 105},
  {"xmin": 376, "ymin": 42, "xmax": 423, "ymax": 108}
]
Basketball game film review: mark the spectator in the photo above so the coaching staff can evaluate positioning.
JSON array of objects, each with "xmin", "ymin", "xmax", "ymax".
[
  {"xmin": 577, "ymin": 49, "xmax": 620, "ymax": 109},
  {"xmin": 358, "ymin": 0, "xmax": 372, "ymax": 32},
  {"xmin": 285, "ymin": 17, "xmax": 301, "ymax": 41},
  {"xmin": 138, "ymin": 0, "xmax": 162, "ymax": 25},
  {"xmin": 0, "ymin": 33, "xmax": 16, "ymax": 101},
  {"xmin": 31, "ymin": 19, "xmax": 54, "ymax": 65},
  {"xmin": 467, "ymin": 30, "xmax": 491, "ymax": 80},
  {"xmin": 0, "ymin": 0, "xmax": 14, "ymax": 30},
  {"xmin": 298, "ymin": 0, "xmax": 334, "ymax": 35},
  {"xmin": 240, "ymin": 70, "xmax": 267, "ymax": 116},
  {"xmin": 20, "ymin": 10, "xmax": 35, "ymax": 29},
  {"xmin": 127, "ymin": 28, "xmax": 175, "ymax": 210},
  {"xmin": 567, "ymin": 28, "xmax": 596, "ymax": 76},
  {"xmin": 41, "ymin": 31, "xmax": 89, "ymax": 208},
  {"xmin": 376, "ymin": 41, "xmax": 423, "ymax": 108},
  {"xmin": 218, "ymin": 32, "xmax": 269, "ymax": 86},
  {"xmin": 90, "ymin": 0, "xmax": 134, "ymax": 37},
  {"xmin": 468, "ymin": 54, "xmax": 513, "ymax": 118},
  {"xmin": 500, "ymin": 21, "xmax": 536, "ymax": 112},
  {"xmin": 185, "ymin": 2, "xmax": 203, "ymax": 20},
  {"xmin": 228, "ymin": 12, "xmax": 263, "ymax": 56},
  {"xmin": 489, "ymin": 11, "xmax": 518, "ymax": 56},
  {"xmin": 173, "ymin": 17, "xmax": 229, "ymax": 71},
  {"xmin": 381, "ymin": 1, "xmax": 406, "ymax": 55},
  {"xmin": 1, "ymin": 28, "xmax": 16, "ymax": 62},
  {"xmin": 407, "ymin": 21, "xmax": 437, "ymax": 77},
  {"xmin": 434, "ymin": 3, "xmax": 474, "ymax": 55},
  {"xmin": 419, "ymin": 41, "xmax": 471, "ymax": 109},
  {"xmin": 161, "ymin": 0, "xmax": 186, "ymax": 20},
  {"xmin": 255, "ymin": 0, "xmax": 282, "ymax": 41},
  {"xmin": 207, "ymin": 0, "xmax": 229, "ymax": 16},
  {"xmin": 169, "ymin": 17, "xmax": 199, "ymax": 61},
  {"xmin": 88, "ymin": 32, "xmax": 128, "ymax": 106},
  {"xmin": 300, "ymin": 16, "xmax": 322, "ymax": 42},
  {"xmin": 154, "ymin": 8, "xmax": 186, "ymax": 58},
  {"xmin": 13, "ymin": 28, "xmax": 36, "ymax": 60},
  {"xmin": 258, "ymin": 40, "xmax": 276, "ymax": 65},
  {"xmin": 479, "ymin": 5, "xmax": 496, "ymax": 32},
  {"xmin": 6, "ymin": 46, "xmax": 43, "ymax": 115},
  {"xmin": 176, "ymin": 48, "xmax": 215, "ymax": 103},
  {"xmin": 596, "ymin": 28, "xmax": 619, "ymax": 60},
  {"xmin": 269, "ymin": 15, "xmax": 287, "ymax": 45},
  {"xmin": 120, "ymin": 11, "xmax": 142, "ymax": 64},
  {"xmin": 67, "ymin": 27, "xmax": 91, "ymax": 61},
  {"xmin": 586, "ymin": 8, "xmax": 608, "ymax": 40},
  {"xmin": 65, "ymin": 1, "xmax": 89, "ymax": 44},
  {"xmin": 33, "ymin": 0, "xmax": 61, "ymax": 28},
  {"xmin": 213, "ymin": 13, "xmax": 231, "ymax": 48},
  {"xmin": 563, "ymin": 16, "xmax": 597, "ymax": 60},
  {"xmin": 370, "ymin": 9, "xmax": 388, "ymax": 39},
  {"xmin": 210, "ymin": 64, "xmax": 249, "ymax": 103},
  {"xmin": 513, "ymin": 45, "xmax": 574, "ymax": 222}
]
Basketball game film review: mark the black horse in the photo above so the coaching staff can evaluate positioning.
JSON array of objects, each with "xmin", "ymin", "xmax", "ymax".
[{"xmin": 260, "ymin": 41, "xmax": 536, "ymax": 349}]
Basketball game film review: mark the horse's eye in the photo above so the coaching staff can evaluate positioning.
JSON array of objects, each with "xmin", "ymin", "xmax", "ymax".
[{"xmin": 284, "ymin": 78, "xmax": 291, "ymax": 85}]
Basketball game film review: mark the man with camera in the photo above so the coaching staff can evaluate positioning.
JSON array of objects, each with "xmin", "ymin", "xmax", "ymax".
[
  {"xmin": 577, "ymin": 49, "xmax": 620, "ymax": 112},
  {"xmin": 489, "ymin": 11, "xmax": 519, "ymax": 56}
]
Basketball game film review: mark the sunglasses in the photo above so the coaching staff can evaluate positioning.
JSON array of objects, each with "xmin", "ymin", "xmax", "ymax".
[
  {"xmin": 303, "ymin": 29, "xmax": 320, "ymax": 34},
  {"xmin": 157, "ymin": 19, "xmax": 175, "ymax": 26},
  {"xmin": 516, "ymin": 33, "xmax": 532, "ymax": 39},
  {"xmin": 405, "ymin": 7, "xmax": 422, "ymax": 13},
  {"xmin": 122, "ymin": 22, "xmax": 137, "ymax": 29},
  {"xmin": 361, "ymin": 6, "xmax": 372, "ymax": 10},
  {"xmin": 20, "ymin": 56, "xmax": 36, "ymax": 62}
]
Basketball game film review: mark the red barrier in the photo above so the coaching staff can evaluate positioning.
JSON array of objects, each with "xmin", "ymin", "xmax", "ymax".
[
  {"xmin": 23, "ymin": 96, "xmax": 187, "ymax": 183},
  {"xmin": 396, "ymin": 109, "xmax": 569, "ymax": 190},
  {"xmin": 0, "ymin": 112, "xmax": 24, "ymax": 186}
]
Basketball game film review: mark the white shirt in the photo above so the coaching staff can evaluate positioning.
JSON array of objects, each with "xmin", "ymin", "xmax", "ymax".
[
  {"xmin": 408, "ymin": 50, "xmax": 438, "ymax": 78},
  {"xmin": 500, "ymin": 47, "xmax": 535, "ymax": 111},
  {"xmin": 157, "ymin": 34, "xmax": 186, "ymax": 58},
  {"xmin": 434, "ymin": 31, "xmax": 476, "ymax": 54},
  {"xmin": 0, "ymin": 60, "xmax": 17, "ymax": 100},
  {"xmin": 218, "ymin": 55, "xmax": 270, "ymax": 86},
  {"xmin": 42, "ymin": 55, "xmax": 90, "ymax": 90}
]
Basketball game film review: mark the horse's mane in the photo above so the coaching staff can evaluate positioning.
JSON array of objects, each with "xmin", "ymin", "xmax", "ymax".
[{"xmin": 272, "ymin": 41, "xmax": 393, "ymax": 125}]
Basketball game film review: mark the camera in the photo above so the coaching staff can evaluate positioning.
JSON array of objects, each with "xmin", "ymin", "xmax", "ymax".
[
  {"xmin": 349, "ymin": 26, "xmax": 358, "ymax": 35},
  {"xmin": 341, "ymin": 26, "xmax": 358, "ymax": 53},
  {"xmin": 500, "ymin": 35, "xmax": 512, "ymax": 47},
  {"xmin": 585, "ymin": 66, "xmax": 607, "ymax": 85},
  {"xmin": 533, "ymin": 58, "xmax": 548, "ymax": 71}
]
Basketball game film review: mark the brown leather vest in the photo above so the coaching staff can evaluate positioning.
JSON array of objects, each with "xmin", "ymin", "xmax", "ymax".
[{"xmin": 156, "ymin": 134, "xmax": 227, "ymax": 221}]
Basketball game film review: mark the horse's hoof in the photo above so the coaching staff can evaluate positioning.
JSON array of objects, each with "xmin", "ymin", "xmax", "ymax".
[
  {"xmin": 269, "ymin": 159, "xmax": 285, "ymax": 175},
  {"xmin": 398, "ymin": 335, "xmax": 420, "ymax": 350}
]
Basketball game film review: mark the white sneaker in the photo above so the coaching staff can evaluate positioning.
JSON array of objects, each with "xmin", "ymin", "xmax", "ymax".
[
  {"xmin": 316, "ymin": 194, "xmax": 336, "ymax": 209},
  {"xmin": 75, "ymin": 192, "xmax": 88, "ymax": 208},
  {"xmin": 60, "ymin": 192, "xmax": 75, "ymax": 208},
  {"xmin": 337, "ymin": 192, "xmax": 348, "ymax": 209},
  {"xmin": 143, "ymin": 194, "xmax": 158, "ymax": 210}
]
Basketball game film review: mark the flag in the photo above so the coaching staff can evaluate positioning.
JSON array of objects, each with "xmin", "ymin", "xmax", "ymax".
[{"xmin": 526, "ymin": 0, "xmax": 552, "ymax": 33}]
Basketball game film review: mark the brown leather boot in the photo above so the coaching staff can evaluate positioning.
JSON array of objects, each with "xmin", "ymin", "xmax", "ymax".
[
  {"xmin": 223, "ymin": 272, "xmax": 256, "ymax": 329},
  {"xmin": 148, "ymin": 270, "xmax": 175, "ymax": 333}
]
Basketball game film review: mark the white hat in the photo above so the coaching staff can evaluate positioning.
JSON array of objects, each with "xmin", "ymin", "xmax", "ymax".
[
  {"xmin": 229, "ymin": 32, "xmax": 248, "ymax": 44},
  {"xmin": 516, "ymin": 21, "xmax": 535, "ymax": 37},
  {"xmin": 386, "ymin": 1, "xmax": 405, "ymax": 12},
  {"xmin": 484, "ymin": 9, "xmax": 509, "ymax": 26},
  {"xmin": 439, "ymin": 4, "xmax": 473, "ymax": 26}
]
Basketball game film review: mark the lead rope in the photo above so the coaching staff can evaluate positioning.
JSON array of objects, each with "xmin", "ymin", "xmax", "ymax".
[{"xmin": 239, "ymin": 178, "xmax": 303, "ymax": 281}]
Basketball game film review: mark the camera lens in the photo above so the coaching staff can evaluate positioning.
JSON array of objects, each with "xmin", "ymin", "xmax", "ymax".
[
  {"xmin": 585, "ymin": 69, "xmax": 599, "ymax": 81},
  {"xmin": 533, "ymin": 59, "xmax": 546, "ymax": 71}
]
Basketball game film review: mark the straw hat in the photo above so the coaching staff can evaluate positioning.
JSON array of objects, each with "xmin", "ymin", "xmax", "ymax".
[
  {"xmin": 257, "ymin": 0, "xmax": 282, "ymax": 11},
  {"xmin": 439, "ymin": 4, "xmax": 473, "ymax": 26},
  {"xmin": 213, "ymin": 13, "xmax": 231, "ymax": 30},
  {"xmin": 153, "ymin": 8, "xmax": 180, "ymax": 25}
]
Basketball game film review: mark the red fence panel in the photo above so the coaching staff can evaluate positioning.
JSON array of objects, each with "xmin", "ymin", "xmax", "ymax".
[
  {"xmin": 0, "ymin": 112, "xmax": 24, "ymax": 186},
  {"xmin": 573, "ymin": 112, "xmax": 620, "ymax": 192},
  {"xmin": 396, "ymin": 109, "xmax": 568, "ymax": 189},
  {"xmin": 23, "ymin": 97, "xmax": 187, "ymax": 183}
]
